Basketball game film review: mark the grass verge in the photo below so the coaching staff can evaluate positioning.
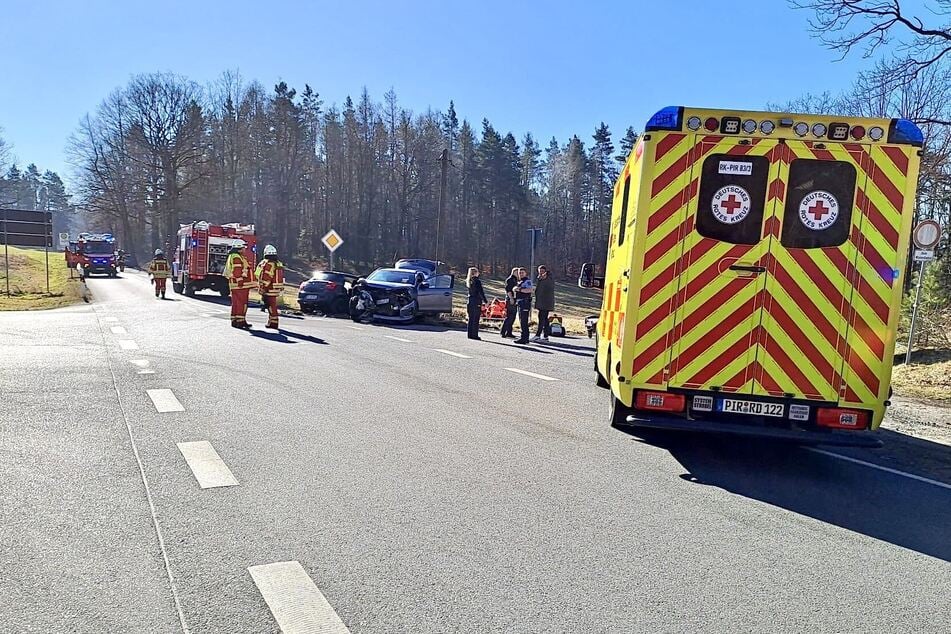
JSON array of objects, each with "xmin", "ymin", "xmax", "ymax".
[
  {"xmin": 0, "ymin": 246, "xmax": 86, "ymax": 310},
  {"xmin": 891, "ymin": 348, "xmax": 951, "ymax": 402}
]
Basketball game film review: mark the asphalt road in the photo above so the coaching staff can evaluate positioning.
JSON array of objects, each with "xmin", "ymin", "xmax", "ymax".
[{"xmin": 1, "ymin": 270, "xmax": 949, "ymax": 633}]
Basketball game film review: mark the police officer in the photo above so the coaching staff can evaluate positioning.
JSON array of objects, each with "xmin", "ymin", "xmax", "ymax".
[
  {"xmin": 147, "ymin": 249, "xmax": 171, "ymax": 299},
  {"xmin": 513, "ymin": 267, "xmax": 533, "ymax": 344},
  {"xmin": 224, "ymin": 239, "xmax": 254, "ymax": 329},
  {"xmin": 255, "ymin": 244, "xmax": 284, "ymax": 330}
]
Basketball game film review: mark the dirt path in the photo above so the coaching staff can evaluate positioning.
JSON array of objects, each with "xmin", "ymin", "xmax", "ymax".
[{"xmin": 883, "ymin": 396, "xmax": 951, "ymax": 446}]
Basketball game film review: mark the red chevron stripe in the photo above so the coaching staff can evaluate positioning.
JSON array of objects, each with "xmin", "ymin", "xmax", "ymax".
[
  {"xmin": 647, "ymin": 177, "xmax": 697, "ymax": 233},
  {"xmin": 845, "ymin": 338, "xmax": 881, "ymax": 395},
  {"xmin": 856, "ymin": 231, "xmax": 895, "ymax": 286},
  {"xmin": 880, "ymin": 145, "xmax": 909, "ymax": 176},
  {"xmin": 824, "ymin": 248, "xmax": 889, "ymax": 324},
  {"xmin": 764, "ymin": 215, "xmax": 782, "ymax": 238},
  {"xmin": 769, "ymin": 265, "xmax": 840, "ymax": 349},
  {"xmin": 683, "ymin": 326, "xmax": 759, "ymax": 389},
  {"xmin": 767, "ymin": 178, "xmax": 785, "ymax": 202},
  {"xmin": 844, "ymin": 386, "xmax": 862, "ymax": 403},
  {"xmin": 762, "ymin": 299, "xmax": 835, "ymax": 398},
  {"xmin": 670, "ymin": 295, "xmax": 758, "ymax": 379},
  {"xmin": 650, "ymin": 153, "xmax": 690, "ymax": 198},
  {"xmin": 855, "ymin": 188, "xmax": 900, "ymax": 250},
  {"xmin": 654, "ymin": 133, "xmax": 687, "ymax": 162},
  {"xmin": 870, "ymin": 165, "xmax": 905, "ymax": 216},
  {"xmin": 614, "ymin": 284, "xmax": 622, "ymax": 311}
]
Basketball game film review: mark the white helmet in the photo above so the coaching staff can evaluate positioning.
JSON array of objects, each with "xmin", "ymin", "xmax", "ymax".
[
  {"xmin": 263, "ymin": 244, "xmax": 277, "ymax": 257},
  {"xmin": 232, "ymin": 239, "xmax": 247, "ymax": 250},
  {"xmin": 154, "ymin": 249, "xmax": 163, "ymax": 257}
]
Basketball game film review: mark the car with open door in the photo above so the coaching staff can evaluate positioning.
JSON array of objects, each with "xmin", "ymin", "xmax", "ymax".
[{"xmin": 358, "ymin": 261, "xmax": 455, "ymax": 322}]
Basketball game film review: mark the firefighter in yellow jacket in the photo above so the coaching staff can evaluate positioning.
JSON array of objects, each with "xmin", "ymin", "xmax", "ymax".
[
  {"xmin": 224, "ymin": 239, "xmax": 255, "ymax": 329},
  {"xmin": 256, "ymin": 244, "xmax": 284, "ymax": 329},
  {"xmin": 147, "ymin": 249, "xmax": 171, "ymax": 299}
]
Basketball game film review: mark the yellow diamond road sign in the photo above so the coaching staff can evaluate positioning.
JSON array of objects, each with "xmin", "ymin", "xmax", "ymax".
[{"xmin": 321, "ymin": 229, "xmax": 343, "ymax": 252}]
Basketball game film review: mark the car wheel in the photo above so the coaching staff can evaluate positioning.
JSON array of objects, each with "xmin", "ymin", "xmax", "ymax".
[{"xmin": 332, "ymin": 297, "xmax": 349, "ymax": 315}]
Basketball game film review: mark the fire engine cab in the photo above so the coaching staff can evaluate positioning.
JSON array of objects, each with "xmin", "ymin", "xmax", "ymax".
[
  {"xmin": 589, "ymin": 106, "xmax": 923, "ymax": 447},
  {"xmin": 172, "ymin": 221, "xmax": 256, "ymax": 297},
  {"xmin": 75, "ymin": 233, "xmax": 119, "ymax": 277}
]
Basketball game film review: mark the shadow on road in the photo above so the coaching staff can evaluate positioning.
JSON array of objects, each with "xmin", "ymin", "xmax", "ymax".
[
  {"xmin": 483, "ymin": 340, "xmax": 553, "ymax": 354},
  {"xmin": 616, "ymin": 427, "xmax": 951, "ymax": 561},
  {"xmin": 535, "ymin": 339, "xmax": 594, "ymax": 358},
  {"xmin": 248, "ymin": 328, "xmax": 328, "ymax": 345}
]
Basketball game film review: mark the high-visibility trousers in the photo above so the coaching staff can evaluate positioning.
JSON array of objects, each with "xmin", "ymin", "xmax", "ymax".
[
  {"xmin": 263, "ymin": 295, "xmax": 279, "ymax": 328},
  {"xmin": 231, "ymin": 288, "xmax": 249, "ymax": 325},
  {"xmin": 154, "ymin": 278, "xmax": 167, "ymax": 297}
]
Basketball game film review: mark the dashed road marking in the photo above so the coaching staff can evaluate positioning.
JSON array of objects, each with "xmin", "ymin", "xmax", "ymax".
[
  {"xmin": 347, "ymin": 325, "xmax": 364, "ymax": 331},
  {"xmin": 805, "ymin": 447, "xmax": 951, "ymax": 491},
  {"xmin": 118, "ymin": 340, "xmax": 139, "ymax": 351},
  {"xmin": 137, "ymin": 370, "xmax": 155, "ymax": 375},
  {"xmin": 130, "ymin": 359, "xmax": 150, "ymax": 368},
  {"xmin": 248, "ymin": 561, "xmax": 350, "ymax": 633},
  {"xmin": 505, "ymin": 367, "xmax": 559, "ymax": 382},
  {"xmin": 176, "ymin": 441, "xmax": 239, "ymax": 489},
  {"xmin": 146, "ymin": 389, "xmax": 184, "ymax": 413},
  {"xmin": 110, "ymin": 326, "xmax": 127, "ymax": 335},
  {"xmin": 434, "ymin": 349, "xmax": 472, "ymax": 359},
  {"xmin": 103, "ymin": 316, "xmax": 119, "ymax": 323},
  {"xmin": 384, "ymin": 335, "xmax": 412, "ymax": 343}
]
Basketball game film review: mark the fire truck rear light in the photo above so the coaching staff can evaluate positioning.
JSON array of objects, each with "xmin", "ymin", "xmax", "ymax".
[
  {"xmin": 816, "ymin": 408, "xmax": 869, "ymax": 430},
  {"xmin": 704, "ymin": 117, "xmax": 719, "ymax": 132},
  {"xmin": 868, "ymin": 126, "xmax": 885, "ymax": 141},
  {"xmin": 793, "ymin": 122, "xmax": 809, "ymax": 136},
  {"xmin": 686, "ymin": 116, "xmax": 702, "ymax": 131},
  {"xmin": 635, "ymin": 391, "xmax": 685, "ymax": 413},
  {"xmin": 850, "ymin": 125, "xmax": 866, "ymax": 140}
]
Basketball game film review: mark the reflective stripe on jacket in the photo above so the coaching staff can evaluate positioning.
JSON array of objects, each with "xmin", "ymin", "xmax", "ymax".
[
  {"xmin": 148, "ymin": 258, "xmax": 171, "ymax": 279},
  {"xmin": 225, "ymin": 252, "xmax": 255, "ymax": 290},
  {"xmin": 256, "ymin": 259, "xmax": 285, "ymax": 296}
]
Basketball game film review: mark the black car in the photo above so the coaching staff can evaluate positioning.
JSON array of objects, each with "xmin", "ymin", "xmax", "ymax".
[{"xmin": 298, "ymin": 271, "xmax": 356, "ymax": 314}]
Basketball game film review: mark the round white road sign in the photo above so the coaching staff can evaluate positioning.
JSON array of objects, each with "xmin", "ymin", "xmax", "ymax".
[
  {"xmin": 799, "ymin": 190, "xmax": 839, "ymax": 231},
  {"xmin": 711, "ymin": 185, "xmax": 751, "ymax": 224},
  {"xmin": 913, "ymin": 219, "xmax": 941, "ymax": 249}
]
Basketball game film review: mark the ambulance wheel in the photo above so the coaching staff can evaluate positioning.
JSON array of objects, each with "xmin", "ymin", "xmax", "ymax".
[{"xmin": 610, "ymin": 390, "xmax": 633, "ymax": 428}]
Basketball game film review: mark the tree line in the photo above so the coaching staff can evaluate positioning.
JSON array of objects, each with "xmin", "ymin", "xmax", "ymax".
[{"xmin": 67, "ymin": 72, "xmax": 638, "ymax": 277}]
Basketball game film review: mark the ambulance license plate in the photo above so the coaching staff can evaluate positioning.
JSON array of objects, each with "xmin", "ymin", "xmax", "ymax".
[{"xmin": 720, "ymin": 399, "xmax": 784, "ymax": 417}]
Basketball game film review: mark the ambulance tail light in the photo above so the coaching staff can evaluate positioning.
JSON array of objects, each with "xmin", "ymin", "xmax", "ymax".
[
  {"xmin": 635, "ymin": 390, "xmax": 686, "ymax": 413},
  {"xmin": 816, "ymin": 408, "xmax": 870, "ymax": 430},
  {"xmin": 704, "ymin": 117, "xmax": 719, "ymax": 132},
  {"xmin": 850, "ymin": 125, "xmax": 866, "ymax": 140},
  {"xmin": 887, "ymin": 118, "xmax": 924, "ymax": 146},
  {"xmin": 645, "ymin": 106, "xmax": 684, "ymax": 131}
]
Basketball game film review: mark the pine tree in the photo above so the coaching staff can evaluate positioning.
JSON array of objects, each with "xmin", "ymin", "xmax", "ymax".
[{"xmin": 616, "ymin": 126, "xmax": 639, "ymax": 166}]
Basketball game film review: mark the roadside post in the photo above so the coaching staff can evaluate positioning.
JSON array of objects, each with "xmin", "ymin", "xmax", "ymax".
[
  {"xmin": 0, "ymin": 208, "xmax": 54, "ymax": 295},
  {"xmin": 321, "ymin": 229, "xmax": 344, "ymax": 271},
  {"xmin": 905, "ymin": 219, "xmax": 943, "ymax": 364},
  {"xmin": 528, "ymin": 227, "xmax": 542, "ymax": 280}
]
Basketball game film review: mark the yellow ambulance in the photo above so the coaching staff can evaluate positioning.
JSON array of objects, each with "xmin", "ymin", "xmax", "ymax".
[{"xmin": 591, "ymin": 107, "xmax": 922, "ymax": 446}]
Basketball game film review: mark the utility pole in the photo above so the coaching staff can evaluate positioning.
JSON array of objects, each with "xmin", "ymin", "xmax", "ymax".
[
  {"xmin": 435, "ymin": 149, "xmax": 449, "ymax": 265},
  {"xmin": 528, "ymin": 227, "xmax": 542, "ymax": 281}
]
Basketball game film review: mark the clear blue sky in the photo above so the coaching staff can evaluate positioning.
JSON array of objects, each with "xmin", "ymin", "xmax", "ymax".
[{"xmin": 0, "ymin": 0, "xmax": 870, "ymax": 182}]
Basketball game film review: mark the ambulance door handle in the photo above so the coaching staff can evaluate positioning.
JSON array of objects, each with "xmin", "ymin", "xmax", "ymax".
[
  {"xmin": 729, "ymin": 264, "xmax": 766, "ymax": 274},
  {"xmin": 623, "ymin": 269, "xmax": 630, "ymax": 278}
]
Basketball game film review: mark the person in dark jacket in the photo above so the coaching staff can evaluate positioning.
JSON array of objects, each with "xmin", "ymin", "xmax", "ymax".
[
  {"xmin": 532, "ymin": 265, "xmax": 555, "ymax": 342},
  {"xmin": 513, "ymin": 267, "xmax": 534, "ymax": 344},
  {"xmin": 466, "ymin": 267, "xmax": 488, "ymax": 340},
  {"xmin": 499, "ymin": 267, "xmax": 519, "ymax": 338}
]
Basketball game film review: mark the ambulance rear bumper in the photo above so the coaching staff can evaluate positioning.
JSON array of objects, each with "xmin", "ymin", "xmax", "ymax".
[{"xmin": 624, "ymin": 414, "xmax": 883, "ymax": 448}]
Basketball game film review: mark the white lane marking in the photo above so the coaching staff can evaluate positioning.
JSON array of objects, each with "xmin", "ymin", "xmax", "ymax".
[
  {"xmin": 248, "ymin": 561, "xmax": 350, "ymax": 633},
  {"xmin": 176, "ymin": 441, "xmax": 239, "ymax": 489},
  {"xmin": 805, "ymin": 447, "xmax": 951, "ymax": 491},
  {"xmin": 130, "ymin": 359, "xmax": 150, "ymax": 368},
  {"xmin": 504, "ymin": 367, "xmax": 559, "ymax": 382},
  {"xmin": 384, "ymin": 335, "xmax": 412, "ymax": 343},
  {"xmin": 137, "ymin": 370, "xmax": 156, "ymax": 375},
  {"xmin": 103, "ymin": 316, "xmax": 119, "ymax": 323},
  {"xmin": 201, "ymin": 313, "xmax": 216, "ymax": 318},
  {"xmin": 433, "ymin": 349, "xmax": 472, "ymax": 359},
  {"xmin": 118, "ymin": 340, "xmax": 139, "ymax": 350},
  {"xmin": 146, "ymin": 389, "xmax": 184, "ymax": 413},
  {"xmin": 110, "ymin": 326, "xmax": 127, "ymax": 335},
  {"xmin": 347, "ymin": 325, "xmax": 364, "ymax": 331}
]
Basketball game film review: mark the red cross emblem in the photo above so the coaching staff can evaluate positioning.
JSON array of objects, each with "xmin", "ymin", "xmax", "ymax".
[
  {"xmin": 719, "ymin": 194, "xmax": 743, "ymax": 215},
  {"xmin": 808, "ymin": 200, "xmax": 830, "ymax": 221}
]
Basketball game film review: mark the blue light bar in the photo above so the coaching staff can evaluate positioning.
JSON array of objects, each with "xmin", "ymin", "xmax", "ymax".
[
  {"xmin": 645, "ymin": 106, "xmax": 684, "ymax": 132},
  {"xmin": 888, "ymin": 119, "xmax": 924, "ymax": 146}
]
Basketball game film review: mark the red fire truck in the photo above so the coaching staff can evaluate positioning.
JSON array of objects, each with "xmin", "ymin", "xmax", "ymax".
[{"xmin": 172, "ymin": 221, "xmax": 256, "ymax": 297}]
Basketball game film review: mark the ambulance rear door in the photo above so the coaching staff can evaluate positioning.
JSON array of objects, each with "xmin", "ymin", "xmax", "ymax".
[
  {"xmin": 752, "ymin": 141, "xmax": 864, "ymax": 402},
  {"xmin": 666, "ymin": 136, "xmax": 782, "ymax": 395}
]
